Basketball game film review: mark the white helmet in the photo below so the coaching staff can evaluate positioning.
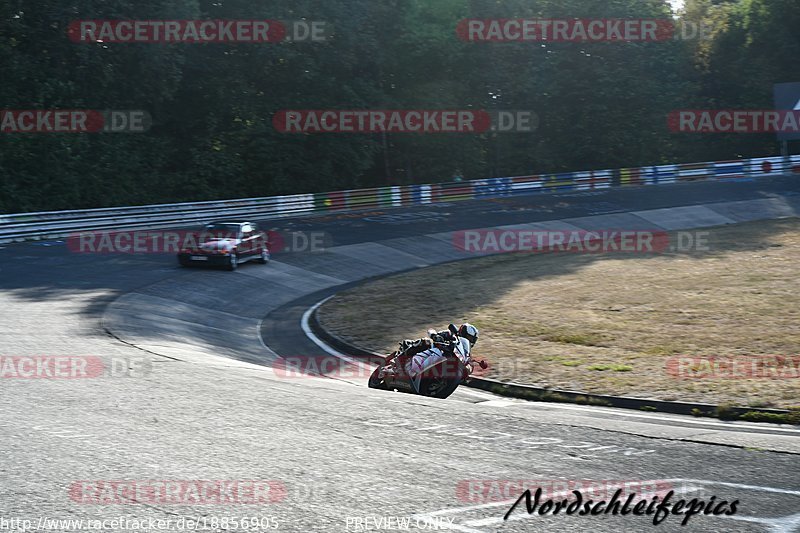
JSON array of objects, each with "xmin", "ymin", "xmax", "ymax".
[{"xmin": 458, "ymin": 323, "xmax": 479, "ymax": 347}]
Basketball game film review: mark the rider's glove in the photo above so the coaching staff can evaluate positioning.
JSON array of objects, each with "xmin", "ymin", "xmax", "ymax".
[{"xmin": 430, "ymin": 333, "xmax": 445, "ymax": 344}]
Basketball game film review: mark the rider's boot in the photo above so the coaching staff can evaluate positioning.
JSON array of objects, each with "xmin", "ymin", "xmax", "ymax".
[{"xmin": 381, "ymin": 353, "xmax": 409, "ymax": 379}]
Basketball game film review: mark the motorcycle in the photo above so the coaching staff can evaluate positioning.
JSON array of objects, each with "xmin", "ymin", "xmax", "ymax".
[{"xmin": 368, "ymin": 325, "xmax": 488, "ymax": 399}]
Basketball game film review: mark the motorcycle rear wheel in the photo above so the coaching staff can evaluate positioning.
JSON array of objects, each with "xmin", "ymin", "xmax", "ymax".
[{"xmin": 418, "ymin": 377, "xmax": 460, "ymax": 399}]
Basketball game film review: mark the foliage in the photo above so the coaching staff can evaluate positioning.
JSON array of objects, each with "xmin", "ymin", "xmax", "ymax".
[{"xmin": 1, "ymin": 0, "xmax": 797, "ymax": 212}]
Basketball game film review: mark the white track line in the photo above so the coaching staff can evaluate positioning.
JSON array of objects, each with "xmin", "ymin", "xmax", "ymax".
[
  {"xmin": 300, "ymin": 298, "xmax": 503, "ymax": 401},
  {"xmin": 300, "ymin": 297, "xmax": 373, "ymax": 371},
  {"xmin": 298, "ymin": 301, "xmax": 800, "ymax": 435},
  {"xmin": 256, "ymin": 317, "xmax": 272, "ymax": 353},
  {"xmin": 519, "ymin": 401, "xmax": 800, "ymax": 434}
]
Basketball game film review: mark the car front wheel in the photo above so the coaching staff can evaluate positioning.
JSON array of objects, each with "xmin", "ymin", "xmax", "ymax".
[{"xmin": 227, "ymin": 252, "xmax": 238, "ymax": 271}]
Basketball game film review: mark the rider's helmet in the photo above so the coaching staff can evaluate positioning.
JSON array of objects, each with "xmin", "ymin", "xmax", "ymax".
[{"xmin": 458, "ymin": 323, "xmax": 479, "ymax": 348}]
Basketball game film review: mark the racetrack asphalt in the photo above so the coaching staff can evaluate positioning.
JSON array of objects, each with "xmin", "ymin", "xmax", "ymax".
[{"xmin": 1, "ymin": 176, "xmax": 799, "ymax": 532}]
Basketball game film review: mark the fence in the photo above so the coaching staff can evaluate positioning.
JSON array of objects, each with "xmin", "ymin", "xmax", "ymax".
[{"xmin": 1, "ymin": 154, "xmax": 798, "ymax": 243}]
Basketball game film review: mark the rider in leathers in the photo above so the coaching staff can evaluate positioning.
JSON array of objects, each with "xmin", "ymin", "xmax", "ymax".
[{"xmin": 384, "ymin": 323, "xmax": 479, "ymax": 378}]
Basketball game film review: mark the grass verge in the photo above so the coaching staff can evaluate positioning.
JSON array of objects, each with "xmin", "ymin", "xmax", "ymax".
[{"xmin": 318, "ymin": 218, "xmax": 800, "ymax": 409}]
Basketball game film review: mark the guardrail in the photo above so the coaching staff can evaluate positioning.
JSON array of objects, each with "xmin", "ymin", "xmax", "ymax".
[{"xmin": 1, "ymin": 154, "xmax": 798, "ymax": 243}]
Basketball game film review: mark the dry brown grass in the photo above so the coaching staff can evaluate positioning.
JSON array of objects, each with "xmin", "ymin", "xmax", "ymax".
[{"xmin": 318, "ymin": 218, "xmax": 800, "ymax": 408}]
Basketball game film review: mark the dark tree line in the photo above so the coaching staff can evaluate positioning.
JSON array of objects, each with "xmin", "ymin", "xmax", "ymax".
[{"xmin": 0, "ymin": 0, "xmax": 797, "ymax": 212}]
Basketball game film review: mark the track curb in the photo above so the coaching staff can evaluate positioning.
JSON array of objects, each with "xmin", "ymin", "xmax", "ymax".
[{"xmin": 308, "ymin": 302, "xmax": 797, "ymax": 423}]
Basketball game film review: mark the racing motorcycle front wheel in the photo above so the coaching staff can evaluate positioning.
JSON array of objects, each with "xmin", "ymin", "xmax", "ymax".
[
  {"xmin": 417, "ymin": 376, "xmax": 460, "ymax": 399},
  {"xmin": 368, "ymin": 363, "xmax": 389, "ymax": 390}
]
